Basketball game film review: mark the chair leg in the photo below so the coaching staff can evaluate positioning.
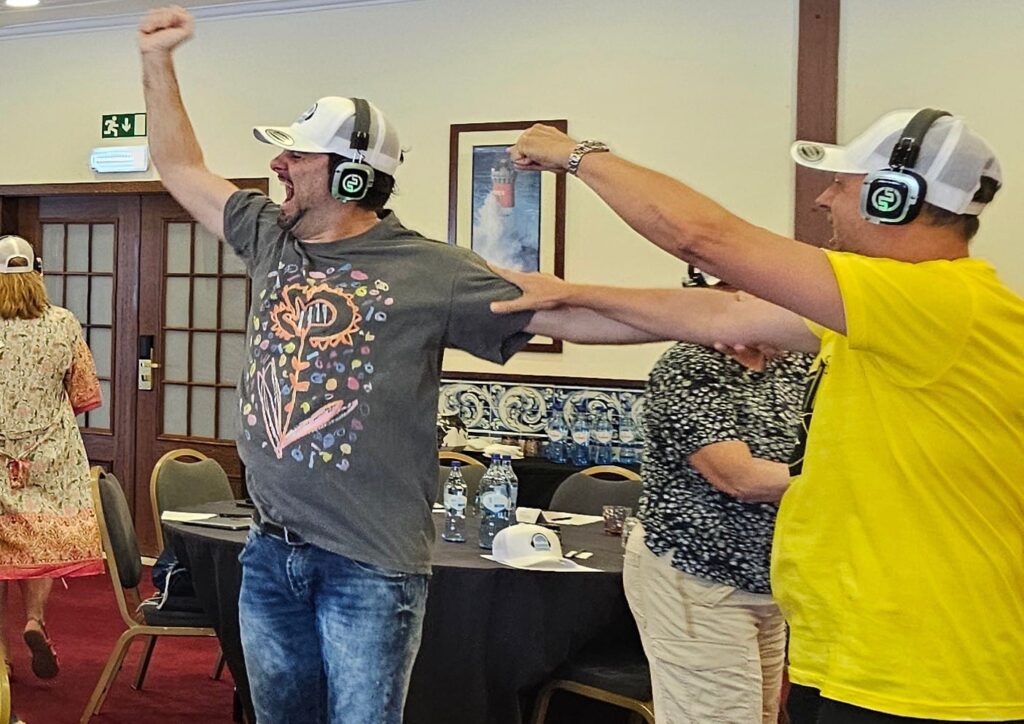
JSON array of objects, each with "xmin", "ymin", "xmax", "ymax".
[
  {"xmin": 211, "ymin": 649, "xmax": 226, "ymax": 680},
  {"xmin": 132, "ymin": 635, "xmax": 157, "ymax": 690},
  {"xmin": 80, "ymin": 630, "xmax": 137, "ymax": 723},
  {"xmin": 529, "ymin": 681, "xmax": 559, "ymax": 724}
]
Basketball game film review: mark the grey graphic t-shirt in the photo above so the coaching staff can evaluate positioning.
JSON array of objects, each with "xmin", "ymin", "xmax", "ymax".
[{"xmin": 224, "ymin": 190, "xmax": 533, "ymax": 573}]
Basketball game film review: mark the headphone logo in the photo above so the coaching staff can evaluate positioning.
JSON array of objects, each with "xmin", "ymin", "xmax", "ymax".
[
  {"xmin": 870, "ymin": 186, "xmax": 902, "ymax": 212},
  {"xmin": 341, "ymin": 173, "xmax": 365, "ymax": 195}
]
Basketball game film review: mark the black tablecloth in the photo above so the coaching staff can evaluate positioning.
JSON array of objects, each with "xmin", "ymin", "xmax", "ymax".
[
  {"xmin": 164, "ymin": 502, "xmax": 635, "ymax": 724},
  {"xmin": 457, "ymin": 454, "xmax": 641, "ymax": 509}
]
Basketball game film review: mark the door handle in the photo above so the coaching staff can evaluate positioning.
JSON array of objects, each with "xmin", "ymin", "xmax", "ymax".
[{"xmin": 138, "ymin": 358, "xmax": 161, "ymax": 390}]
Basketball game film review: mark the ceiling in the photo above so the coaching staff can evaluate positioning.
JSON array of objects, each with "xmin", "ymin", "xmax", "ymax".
[{"xmin": 0, "ymin": 0, "xmax": 408, "ymax": 37}]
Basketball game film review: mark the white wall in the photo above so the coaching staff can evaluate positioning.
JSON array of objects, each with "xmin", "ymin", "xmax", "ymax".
[
  {"xmin": 839, "ymin": 0, "xmax": 1024, "ymax": 294},
  {"xmin": 0, "ymin": 0, "xmax": 799, "ymax": 381}
]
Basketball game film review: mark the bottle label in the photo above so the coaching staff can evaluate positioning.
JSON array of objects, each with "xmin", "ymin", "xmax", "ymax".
[
  {"xmin": 619, "ymin": 430, "xmax": 636, "ymax": 443},
  {"xmin": 548, "ymin": 429, "xmax": 565, "ymax": 442},
  {"xmin": 480, "ymin": 490, "xmax": 509, "ymax": 513},
  {"xmin": 594, "ymin": 430, "xmax": 613, "ymax": 444},
  {"xmin": 571, "ymin": 432, "xmax": 589, "ymax": 445},
  {"xmin": 444, "ymin": 493, "xmax": 467, "ymax": 512}
]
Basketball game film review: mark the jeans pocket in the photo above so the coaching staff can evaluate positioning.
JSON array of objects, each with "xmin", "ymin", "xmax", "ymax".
[{"xmin": 348, "ymin": 557, "xmax": 408, "ymax": 581}]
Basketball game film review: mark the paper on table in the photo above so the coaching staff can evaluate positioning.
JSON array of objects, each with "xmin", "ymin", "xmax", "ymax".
[
  {"xmin": 481, "ymin": 555, "xmax": 599, "ymax": 573},
  {"xmin": 161, "ymin": 511, "xmax": 217, "ymax": 522},
  {"xmin": 515, "ymin": 507, "xmax": 542, "ymax": 524},
  {"xmin": 540, "ymin": 511, "xmax": 604, "ymax": 526}
]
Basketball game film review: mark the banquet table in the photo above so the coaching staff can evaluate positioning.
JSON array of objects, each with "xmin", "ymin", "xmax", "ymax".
[{"xmin": 164, "ymin": 501, "xmax": 636, "ymax": 724}]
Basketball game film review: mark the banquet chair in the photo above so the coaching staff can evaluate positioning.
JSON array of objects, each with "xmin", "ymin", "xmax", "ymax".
[
  {"xmin": 150, "ymin": 448, "xmax": 234, "ymax": 553},
  {"xmin": 0, "ymin": 660, "xmax": 10, "ymax": 724},
  {"xmin": 81, "ymin": 468, "xmax": 218, "ymax": 724},
  {"xmin": 530, "ymin": 636, "xmax": 654, "ymax": 724},
  {"xmin": 548, "ymin": 466, "xmax": 643, "ymax": 516},
  {"xmin": 147, "ymin": 448, "xmax": 233, "ymax": 683},
  {"xmin": 437, "ymin": 451, "xmax": 486, "ymax": 505}
]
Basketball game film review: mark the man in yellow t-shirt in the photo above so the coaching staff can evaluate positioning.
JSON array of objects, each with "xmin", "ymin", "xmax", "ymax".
[{"xmin": 489, "ymin": 109, "xmax": 1024, "ymax": 722}]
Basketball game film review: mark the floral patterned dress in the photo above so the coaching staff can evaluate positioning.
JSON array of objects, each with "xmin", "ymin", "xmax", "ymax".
[{"xmin": 0, "ymin": 305, "xmax": 103, "ymax": 579}]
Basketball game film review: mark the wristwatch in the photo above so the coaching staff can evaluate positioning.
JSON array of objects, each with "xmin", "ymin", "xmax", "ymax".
[{"xmin": 566, "ymin": 140, "xmax": 610, "ymax": 176}]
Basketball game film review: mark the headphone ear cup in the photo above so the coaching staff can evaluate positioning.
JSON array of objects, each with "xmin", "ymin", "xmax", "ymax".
[
  {"xmin": 860, "ymin": 168, "xmax": 927, "ymax": 225},
  {"xmin": 330, "ymin": 161, "xmax": 375, "ymax": 203}
]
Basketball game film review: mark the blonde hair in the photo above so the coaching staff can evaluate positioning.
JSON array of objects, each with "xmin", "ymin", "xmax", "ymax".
[{"xmin": 0, "ymin": 259, "xmax": 49, "ymax": 319}]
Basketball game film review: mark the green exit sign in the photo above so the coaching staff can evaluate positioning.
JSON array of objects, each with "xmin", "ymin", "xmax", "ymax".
[{"xmin": 102, "ymin": 113, "xmax": 147, "ymax": 139}]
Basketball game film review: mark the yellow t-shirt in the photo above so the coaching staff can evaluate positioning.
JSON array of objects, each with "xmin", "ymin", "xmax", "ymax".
[{"xmin": 772, "ymin": 251, "xmax": 1024, "ymax": 720}]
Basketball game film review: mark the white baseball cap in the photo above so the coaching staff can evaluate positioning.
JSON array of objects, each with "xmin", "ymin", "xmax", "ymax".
[
  {"xmin": 491, "ymin": 524, "xmax": 569, "ymax": 569},
  {"xmin": 253, "ymin": 96, "xmax": 403, "ymax": 176},
  {"xmin": 791, "ymin": 109, "xmax": 1002, "ymax": 215},
  {"xmin": 0, "ymin": 235, "xmax": 35, "ymax": 274}
]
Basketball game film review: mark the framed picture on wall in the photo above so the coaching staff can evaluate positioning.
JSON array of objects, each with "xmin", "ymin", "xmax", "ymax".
[{"xmin": 448, "ymin": 119, "xmax": 567, "ymax": 354}]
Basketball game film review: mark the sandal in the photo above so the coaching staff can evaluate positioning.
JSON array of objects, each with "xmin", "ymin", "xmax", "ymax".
[{"xmin": 23, "ymin": 618, "xmax": 58, "ymax": 679}]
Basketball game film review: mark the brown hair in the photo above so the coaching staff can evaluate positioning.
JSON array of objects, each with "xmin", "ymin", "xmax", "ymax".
[{"xmin": 0, "ymin": 258, "xmax": 49, "ymax": 319}]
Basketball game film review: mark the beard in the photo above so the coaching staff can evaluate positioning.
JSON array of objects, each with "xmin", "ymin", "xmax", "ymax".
[{"xmin": 276, "ymin": 207, "xmax": 307, "ymax": 233}]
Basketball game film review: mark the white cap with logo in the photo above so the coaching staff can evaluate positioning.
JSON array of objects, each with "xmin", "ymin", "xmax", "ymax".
[
  {"xmin": 491, "ymin": 524, "xmax": 574, "ymax": 569},
  {"xmin": 791, "ymin": 109, "xmax": 1001, "ymax": 216},
  {"xmin": 0, "ymin": 235, "xmax": 35, "ymax": 274},
  {"xmin": 253, "ymin": 96, "xmax": 403, "ymax": 176}
]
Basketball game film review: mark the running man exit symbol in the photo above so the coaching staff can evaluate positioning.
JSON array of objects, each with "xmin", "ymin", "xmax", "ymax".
[{"xmin": 101, "ymin": 113, "xmax": 147, "ymax": 139}]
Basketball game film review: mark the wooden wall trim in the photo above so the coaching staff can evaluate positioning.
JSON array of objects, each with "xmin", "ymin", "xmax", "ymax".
[
  {"xmin": 0, "ymin": 178, "xmax": 269, "ymax": 197},
  {"xmin": 794, "ymin": 0, "xmax": 840, "ymax": 246}
]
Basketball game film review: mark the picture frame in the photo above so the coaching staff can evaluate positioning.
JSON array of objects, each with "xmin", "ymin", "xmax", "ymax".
[{"xmin": 448, "ymin": 120, "xmax": 567, "ymax": 354}]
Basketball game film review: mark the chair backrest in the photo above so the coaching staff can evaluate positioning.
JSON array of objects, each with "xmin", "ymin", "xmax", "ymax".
[
  {"xmin": 150, "ymin": 449, "xmax": 233, "ymax": 551},
  {"xmin": 549, "ymin": 468, "xmax": 643, "ymax": 516},
  {"xmin": 436, "ymin": 463, "xmax": 487, "ymax": 505},
  {"xmin": 90, "ymin": 467, "xmax": 145, "ymax": 628},
  {"xmin": 0, "ymin": 657, "xmax": 10, "ymax": 724},
  {"xmin": 438, "ymin": 450, "xmax": 484, "ymax": 467}
]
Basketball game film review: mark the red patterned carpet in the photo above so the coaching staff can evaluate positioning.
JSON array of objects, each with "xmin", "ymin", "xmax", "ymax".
[{"xmin": 6, "ymin": 573, "xmax": 235, "ymax": 724}]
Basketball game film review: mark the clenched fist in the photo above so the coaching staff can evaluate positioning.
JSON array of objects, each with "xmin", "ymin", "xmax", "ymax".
[{"xmin": 138, "ymin": 5, "xmax": 194, "ymax": 55}]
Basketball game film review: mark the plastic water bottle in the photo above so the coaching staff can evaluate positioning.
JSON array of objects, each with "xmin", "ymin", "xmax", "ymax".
[
  {"xmin": 478, "ymin": 455, "xmax": 511, "ymax": 549},
  {"xmin": 617, "ymin": 409, "xmax": 639, "ymax": 465},
  {"xmin": 570, "ymin": 404, "xmax": 591, "ymax": 466},
  {"xmin": 441, "ymin": 463, "xmax": 468, "ymax": 543},
  {"xmin": 501, "ymin": 455, "xmax": 519, "ymax": 522},
  {"xmin": 545, "ymin": 401, "xmax": 568, "ymax": 464},
  {"xmin": 592, "ymin": 413, "xmax": 614, "ymax": 465}
]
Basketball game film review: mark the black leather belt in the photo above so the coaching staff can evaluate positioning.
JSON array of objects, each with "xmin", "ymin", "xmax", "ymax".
[{"xmin": 252, "ymin": 508, "xmax": 307, "ymax": 546}]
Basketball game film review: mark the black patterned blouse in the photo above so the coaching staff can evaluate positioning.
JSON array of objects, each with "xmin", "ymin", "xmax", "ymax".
[{"xmin": 638, "ymin": 343, "xmax": 811, "ymax": 594}]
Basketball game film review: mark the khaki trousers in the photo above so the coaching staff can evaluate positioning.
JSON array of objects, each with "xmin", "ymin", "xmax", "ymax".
[{"xmin": 623, "ymin": 524, "xmax": 786, "ymax": 724}]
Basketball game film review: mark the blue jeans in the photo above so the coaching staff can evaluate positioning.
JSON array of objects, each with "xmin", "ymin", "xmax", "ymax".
[{"xmin": 238, "ymin": 527, "xmax": 429, "ymax": 724}]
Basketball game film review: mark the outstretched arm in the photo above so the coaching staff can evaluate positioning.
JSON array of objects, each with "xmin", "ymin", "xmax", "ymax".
[
  {"xmin": 139, "ymin": 6, "xmax": 238, "ymax": 239},
  {"xmin": 509, "ymin": 125, "xmax": 845, "ymax": 334},
  {"xmin": 490, "ymin": 265, "xmax": 820, "ymax": 354},
  {"xmin": 526, "ymin": 307, "xmax": 663, "ymax": 345}
]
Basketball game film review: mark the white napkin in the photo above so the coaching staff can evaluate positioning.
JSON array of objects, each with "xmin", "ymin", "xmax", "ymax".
[
  {"xmin": 161, "ymin": 511, "xmax": 216, "ymax": 522},
  {"xmin": 482, "ymin": 443, "xmax": 523, "ymax": 459},
  {"xmin": 481, "ymin": 554, "xmax": 599, "ymax": 573}
]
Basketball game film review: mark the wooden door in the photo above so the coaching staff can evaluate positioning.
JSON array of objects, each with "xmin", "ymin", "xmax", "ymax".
[
  {"xmin": 133, "ymin": 194, "xmax": 250, "ymax": 550},
  {"xmin": 2, "ymin": 180, "xmax": 265, "ymax": 554}
]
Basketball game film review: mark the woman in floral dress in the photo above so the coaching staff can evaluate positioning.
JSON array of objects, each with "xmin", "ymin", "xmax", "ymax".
[{"xmin": 0, "ymin": 235, "xmax": 103, "ymax": 682}]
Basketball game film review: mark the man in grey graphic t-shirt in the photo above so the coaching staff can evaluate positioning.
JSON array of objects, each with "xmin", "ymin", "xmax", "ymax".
[{"xmin": 139, "ymin": 8, "xmax": 661, "ymax": 722}]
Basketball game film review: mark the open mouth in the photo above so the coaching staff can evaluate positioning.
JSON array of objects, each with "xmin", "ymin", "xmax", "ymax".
[{"xmin": 281, "ymin": 178, "xmax": 294, "ymax": 203}]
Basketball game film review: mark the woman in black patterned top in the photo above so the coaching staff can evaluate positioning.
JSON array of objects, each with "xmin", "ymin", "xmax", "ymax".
[{"xmin": 623, "ymin": 273, "xmax": 811, "ymax": 724}]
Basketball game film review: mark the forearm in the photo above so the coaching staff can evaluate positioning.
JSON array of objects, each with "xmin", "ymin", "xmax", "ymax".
[
  {"xmin": 564, "ymin": 284, "xmax": 736, "ymax": 347},
  {"xmin": 527, "ymin": 307, "xmax": 663, "ymax": 344},
  {"xmin": 690, "ymin": 441, "xmax": 793, "ymax": 504},
  {"xmin": 141, "ymin": 51, "xmax": 207, "ymax": 178},
  {"xmin": 575, "ymin": 153, "xmax": 750, "ymax": 262}
]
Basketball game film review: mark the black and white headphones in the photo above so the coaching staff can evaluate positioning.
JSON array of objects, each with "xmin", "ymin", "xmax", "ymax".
[
  {"xmin": 860, "ymin": 108, "xmax": 950, "ymax": 225},
  {"xmin": 329, "ymin": 98, "xmax": 375, "ymax": 203}
]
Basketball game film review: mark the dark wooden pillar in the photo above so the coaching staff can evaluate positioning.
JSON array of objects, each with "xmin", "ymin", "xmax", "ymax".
[{"xmin": 794, "ymin": 0, "xmax": 840, "ymax": 246}]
